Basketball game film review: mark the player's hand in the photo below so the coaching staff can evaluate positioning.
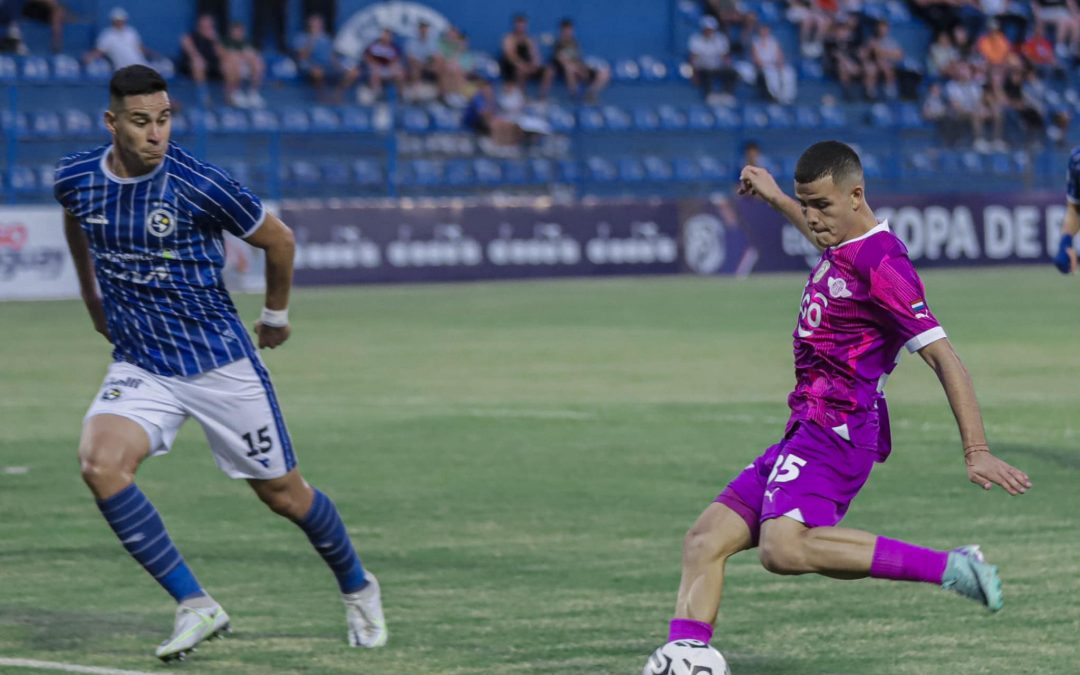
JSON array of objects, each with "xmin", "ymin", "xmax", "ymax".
[
  {"xmin": 84, "ymin": 294, "xmax": 111, "ymax": 342},
  {"xmin": 254, "ymin": 321, "xmax": 291, "ymax": 349},
  {"xmin": 1052, "ymin": 233, "xmax": 1077, "ymax": 274},
  {"xmin": 737, "ymin": 165, "xmax": 783, "ymax": 206},
  {"xmin": 965, "ymin": 449, "xmax": 1031, "ymax": 495}
]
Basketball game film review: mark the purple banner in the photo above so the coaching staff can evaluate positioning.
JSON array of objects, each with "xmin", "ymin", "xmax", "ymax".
[
  {"xmin": 735, "ymin": 191, "xmax": 1069, "ymax": 272},
  {"xmin": 283, "ymin": 200, "xmax": 682, "ymax": 285}
]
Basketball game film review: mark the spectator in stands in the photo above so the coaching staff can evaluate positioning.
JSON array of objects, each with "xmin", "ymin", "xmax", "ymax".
[
  {"xmin": 363, "ymin": 27, "xmax": 406, "ymax": 102},
  {"xmin": 927, "ymin": 29, "xmax": 959, "ymax": 79},
  {"xmin": 1001, "ymin": 63, "xmax": 1045, "ymax": 144},
  {"xmin": 1021, "ymin": 22, "xmax": 1061, "ymax": 78},
  {"xmin": 84, "ymin": 7, "xmax": 156, "ymax": 70},
  {"xmin": 437, "ymin": 25, "xmax": 473, "ymax": 107},
  {"xmin": 499, "ymin": 13, "xmax": 543, "ymax": 87},
  {"xmin": 303, "ymin": 0, "xmax": 336, "ymax": 35},
  {"xmin": 921, "ymin": 81, "xmax": 959, "ymax": 144},
  {"xmin": 0, "ymin": 0, "xmax": 64, "ymax": 53},
  {"xmin": 180, "ymin": 14, "xmax": 245, "ymax": 108},
  {"xmin": 463, "ymin": 75, "xmax": 524, "ymax": 148},
  {"xmin": 704, "ymin": 0, "xmax": 755, "ymax": 52},
  {"xmin": 980, "ymin": 0, "xmax": 1028, "ymax": 43},
  {"xmin": 542, "ymin": 18, "xmax": 610, "ymax": 103},
  {"xmin": 293, "ymin": 13, "xmax": 359, "ymax": 104},
  {"xmin": 907, "ymin": 0, "xmax": 983, "ymax": 39},
  {"xmin": 944, "ymin": 61, "xmax": 1002, "ymax": 152},
  {"xmin": 861, "ymin": 20, "xmax": 903, "ymax": 100},
  {"xmin": 688, "ymin": 15, "xmax": 738, "ymax": 106},
  {"xmin": 405, "ymin": 20, "xmax": 441, "ymax": 97},
  {"xmin": 222, "ymin": 21, "xmax": 266, "ymax": 109},
  {"xmin": 252, "ymin": 0, "xmax": 288, "ymax": 52},
  {"xmin": 786, "ymin": 0, "xmax": 835, "ymax": 59},
  {"xmin": 1032, "ymin": 0, "xmax": 1080, "ymax": 60},
  {"xmin": 824, "ymin": 13, "xmax": 864, "ymax": 100},
  {"xmin": 976, "ymin": 19, "xmax": 1012, "ymax": 68},
  {"xmin": 751, "ymin": 23, "xmax": 797, "ymax": 105}
]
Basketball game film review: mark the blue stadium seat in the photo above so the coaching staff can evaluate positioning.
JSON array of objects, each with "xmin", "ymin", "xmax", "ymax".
[
  {"xmin": 643, "ymin": 156, "xmax": 673, "ymax": 181},
  {"xmin": 9, "ymin": 165, "xmax": 37, "ymax": 191},
  {"xmin": 557, "ymin": 159, "xmax": 580, "ymax": 183},
  {"xmin": 586, "ymin": 156, "xmax": 618, "ymax": 182},
  {"xmin": 341, "ymin": 107, "xmax": 372, "ymax": 132},
  {"xmin": 711, "ymin": 105, "xmax": 741, "ymax": 129},
  {"xmin": 217, "ymin": 109, "xmax": 250, "ymax": 133},
  {"xmin": 309, "ymin": 106, "xmax": 341, "ymax": 131},
  {"xmin": 169, "ymin": 111, "xmax": 189, "ymax": 135},
  {"xmin": 897, "ymin": 102, "xmax": 924, "ymax": 129},
  {"xmin": 618, "ymin": 158, "xmax": 645, "ymax": 182},
  {"xmin": 698, "ymin": 156, "xmax": 728, "ymax": 180},
  {"xmin": 473, "ymin": 158, "xmax": 503, "ymax": 184},
  {"xmin": 529, "ymin": 158, "xmax": 555, "ymax": 182},
  {"xmin": 36, "ymin": 164, "xmax": 54, "ymax": 191},
  {"xmin": 353, "ymin": 159, "xmax": 384, "ymax": 186},
  {"xmin": 250, "ymin": 109, "xmax": 279, "ymax": 132},
  {"xmin": 757, "ymin": 1, "xmax": 783, "ymax": 22},
  {"xmin": 798, "ymin": 60, "xmax": 825, "ymax": 81},
  {"xmin": 861, "ymin": 152, "xmax": 884, "ymax": 179},
  {"xmin": 0, "ymin": 55, "xmax": 17, "ymax": 83},
  {"xmin": 687, "ymin": 106, "xmax": 714, "ymax": 130},
  {"xmin": 30, "ymin": 111, "xmax": 61, "ymax": 138},
  {"xmin": 443, "ymin": 159, "xmax": 475, "ymax": 186},
  {"xmin": 602, "ymin": 105, "xmax": 632, "ymax": 131},
  {"xmin": 657, "ymin": 105, "xmax": 687, "ymax": 130},
  {"xmin": 578, "ymin": 106, "xmax": 606, "ymax": 132},
  {"xmin": 473, "ymin": 55, "xmax": 500, "ymax": 80},
  {"xmin": 289, "ymin": 160, "xmax": 321, "ymax": 185},
  {"xmin": 638, "ymin": 56, "xmax": 669, "ymax": 81},
  {"xmin": 2, "ymin": 110, "xmax": 28, "ymax": 138},
  {"xmin": 20, "ymin": 56, "xmax": 50, "ymax": 81},
  {"xmin": 547, "ymin": 104, "xmax": 576, "ymax": 132},
  {"xmin": 612, "ymin": 58, "xmax": 641, "ymax": 82},
  {"xmin": 280, "ymin": 108, "xmax": 310, "ymax": 132},
  {"xmin": 406, "ymin": 159, "xmax": 442, "ymax": 186},
  {"xmin": 869, "ymin": 103, "xmax": 896, "ymax": 129},
  {"xmin": 51, "ymin": 54, "xmax": 81, "ymax": 81},
  {"xmin": 268, "ymin": 55, "xmax": 299, "ymax": 81},
  {"xmin": 319, "ymin": 159, "xmax": 350, "ymax": 185},
  {"xmin": 765, "ymin": 104, "xmax": 794, "ymax": 129},
  {"xmin": 633, "ymin": 106, "xmax": 660, "ymax": 131},
  {"xmin": 795, "ymin": 105, "xmax": 821, "ymax": 129},
  {"xmin": 428, "ymin": 105, "xmax": 462, "ymax": 131},
  {"xmin": 502, "ymin": 159, "xmax": 529, "ymax": 184},
  {"xmin": 904, "ymin": 150, "xmax": 935, "ymax": 177},
  {"xmin": 742, "ymin": 105, "xmax": 770, "ymax": 130},
  {"xmin": 218, "ymin": 161, "xmax": 251, "ymax": 184},
  {"xmin": 1011, "ymin": 150, "xmax": 1032, "ymax": 173},
  {"xmin": 150, "ymin": 58, "xmax": 176, "ymax": 80},
  {"xmin": 400, "ymin": 107, "xmax": 430, "ymax": 132},
  {"xmin": 673, "ymin": 157, "xmax": 701, "ymax": 181},
  {"xmin": 819, "ymin": 105, "xmax": 847, "ymax": 128},
  {"xmin": 84, "ymin": 58, "xmax": 113, "ymax": 81},
  {"xmin": 189, "ymin": 109, "xmax": 219, "ymax": 132},
  {"xmin": 63, "ymin": 108, "xmax": 95, "ymax": 137},
  {"xmin": 960, "ymin": 151, "xmax": 984, "ymax": 173},
  {"xmin": 987, "ymin": 152, "xmax": 1012, "ymax": 176}
]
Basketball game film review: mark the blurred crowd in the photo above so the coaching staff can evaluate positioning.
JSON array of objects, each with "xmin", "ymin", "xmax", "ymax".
[{"xmin": 2, "ymin": 0, "xmax": 1078, "ymax": 152}]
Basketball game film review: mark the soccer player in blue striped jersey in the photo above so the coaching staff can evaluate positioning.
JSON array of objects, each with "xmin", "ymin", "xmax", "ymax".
[
  {"xmin": 55, "ymin": 65, "xmax": 386, "ymax": 661},
  {"xmin": 1053, "ymin": 145, "xmax": 1080, "ymax": 274}
]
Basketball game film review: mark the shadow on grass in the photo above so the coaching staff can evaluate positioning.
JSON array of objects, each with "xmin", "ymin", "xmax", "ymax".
[
  {"xmin": 993, "ymin": 443, "xmax": 1080, "ymax": 470},
  {"xmin": 0, "ymin": 606, "xmax": 160, "ymax": 652}
]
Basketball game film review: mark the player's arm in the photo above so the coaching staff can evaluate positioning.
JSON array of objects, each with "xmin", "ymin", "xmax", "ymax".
[
  {"xmin": 62, "ymin": 209, "xmax": 110, "ymax": 341},
  {"xmin": 1053, "ymin": 202, "xmax": 1079, "ymax": 274},
  {"xmin": 244, "ymin": 212, "xmax": 295, "ymax": 349},
  {"xmin": 916, "ymin": 338, "xmax": 1031, "ymax": 495},
  {"xmin": 737, "ymin": 165, "xmax": 823, "ymax": 251}
]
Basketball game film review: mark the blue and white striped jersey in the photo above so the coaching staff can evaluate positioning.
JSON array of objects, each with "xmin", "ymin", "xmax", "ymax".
[
  {"xmin": 54, "ymin": 142, "xmax": 266, "ymax": 377},
  {"xmin": 1068, "ymin": 145, "xmax": 1080, "ymax": 205}
]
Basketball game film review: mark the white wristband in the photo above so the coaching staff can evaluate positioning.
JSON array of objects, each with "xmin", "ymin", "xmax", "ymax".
[{"xmin": 260, "ymin": 306, "xmax": 289, "ymax": 327}]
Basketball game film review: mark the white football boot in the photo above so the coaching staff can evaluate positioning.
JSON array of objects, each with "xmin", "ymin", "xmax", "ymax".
[
  {"xmin": 155, "ymin": 600, "xmax": 231, "ymax": 662},
  {"xmin": 342, "ymin": 573, "xmax": 388, "ymax": 648}
]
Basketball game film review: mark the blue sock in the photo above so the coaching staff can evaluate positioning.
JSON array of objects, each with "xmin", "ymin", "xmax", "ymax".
[
  {"xmin": 296, "ymin": 489, "xmax": 368, "ymax": 594},
  {"xmin": 96, "ymin": 484, "xmax": 204, "ymax": 603}
]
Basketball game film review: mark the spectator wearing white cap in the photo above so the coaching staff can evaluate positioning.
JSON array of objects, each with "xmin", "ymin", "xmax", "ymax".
[
  {"xmin": 689, "ymin": 15, "xmax": 738, "ymax": 105},
  {"xmin": 84, "ymin": 7, "xmax": 156, "ymax": 70}
]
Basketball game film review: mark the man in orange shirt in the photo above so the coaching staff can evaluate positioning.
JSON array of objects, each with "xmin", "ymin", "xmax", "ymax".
[{"xmin": 976, "ymin": 19, "xmax": 1012, "ymax": 67}]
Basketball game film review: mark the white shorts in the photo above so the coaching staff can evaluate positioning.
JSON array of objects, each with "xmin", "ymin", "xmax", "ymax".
[{"xmin": 85, "ymin": 358, "xmax": 296, "ymax": 480}]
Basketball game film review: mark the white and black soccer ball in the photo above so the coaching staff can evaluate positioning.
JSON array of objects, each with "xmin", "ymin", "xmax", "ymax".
[{"xmin": 643, "ymin": 639, "xmax": 732, "ymax": 675}]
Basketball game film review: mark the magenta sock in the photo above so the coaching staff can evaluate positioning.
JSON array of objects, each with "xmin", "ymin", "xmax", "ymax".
[
  {"xmin": 869, "ymin": 536, "xmax": 949, "ymax": 584},
  {"xmin": 667, "ymin": 618, "xmax": 713, "ymax": 643}
]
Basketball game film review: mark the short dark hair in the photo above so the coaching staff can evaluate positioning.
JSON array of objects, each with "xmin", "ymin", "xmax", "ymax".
[
  {"xmin": 794, "ymin": 140, "xmax": 862, "ymax": 186},
  {"xmin": 513, "ymin": 13, "xmax": 527, "ymax": 23},
  {"xmin": 109, "ymin": 65, "xmax": 168, "ymax": 104},
  {"xmin": 560, "ymin": 17, "xmax": 573, "ymax": 28}
]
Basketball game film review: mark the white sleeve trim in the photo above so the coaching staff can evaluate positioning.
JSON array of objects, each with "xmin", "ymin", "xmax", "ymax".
[
  {"xmin": 240, "ymin": 204, "xmax": 268, "ymax": 238},
  {"xmin": 905, "ymin": 326, "xmax": 947, "ymax": 353}
]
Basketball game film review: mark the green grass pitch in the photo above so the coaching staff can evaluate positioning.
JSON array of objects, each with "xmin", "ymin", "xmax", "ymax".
[{"xmin": 1, "ymin": 268, "xmax": 1078, "ymax": 674}]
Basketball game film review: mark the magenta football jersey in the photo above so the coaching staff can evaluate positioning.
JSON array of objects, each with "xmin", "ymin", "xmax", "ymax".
[{"xmin": 786, "ymin": 221, "xmax": 946, "ymax": 460}]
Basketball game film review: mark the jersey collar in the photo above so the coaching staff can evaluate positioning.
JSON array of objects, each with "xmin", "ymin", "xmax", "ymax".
[
  {"xmin": 100, "ymin": 145, "xmax": 166, "ymax": 184},
  {"xmin": 833, "ymin": 219, "xmax": 890, "ymax": 249}
]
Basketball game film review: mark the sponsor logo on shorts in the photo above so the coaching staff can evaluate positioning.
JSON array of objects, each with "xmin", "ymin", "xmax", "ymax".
[
  {"xmin": 101, "ymin": 388, "xmax": 122, "ymax": 401},
  {"xmin": 105, "ymin": 377, "xmax": 143, "ymax": 389}
]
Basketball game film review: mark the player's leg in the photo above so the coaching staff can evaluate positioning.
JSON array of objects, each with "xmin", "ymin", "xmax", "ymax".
[{"xmin": 670, "ymin": 502, "xmax": 753, "ymax": 642}]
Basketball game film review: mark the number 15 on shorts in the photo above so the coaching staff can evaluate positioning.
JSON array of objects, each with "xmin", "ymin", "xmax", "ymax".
[{"xmin": 768, "ymin": 453, "xmax": 806, "ymax": 484}]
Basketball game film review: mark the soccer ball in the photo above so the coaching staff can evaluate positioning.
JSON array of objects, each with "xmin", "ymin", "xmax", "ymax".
[{"xmin": 643, "ymin": 639, "xmax": 732, "ymax": 675}]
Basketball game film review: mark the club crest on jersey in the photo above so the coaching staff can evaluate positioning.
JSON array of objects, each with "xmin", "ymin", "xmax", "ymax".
[
  {"xmin": 910, "ymin": 299, "xmax": 929, "ymax": 318},
  {"xmin": 828, "ymin": 276, "xmax": 852, "ymax": 298},
  {"xmin": 812, "ymin": 260, "xmax": 831, "ymax": 283},
  {"xmin": 147, "ymin": 208, "xmax": 177, "ymax": 238}
]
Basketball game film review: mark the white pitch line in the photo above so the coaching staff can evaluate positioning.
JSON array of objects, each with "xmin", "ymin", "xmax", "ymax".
[{"xmin": 0, "ymin": 658, "xmax": 158, "ymax": 675}]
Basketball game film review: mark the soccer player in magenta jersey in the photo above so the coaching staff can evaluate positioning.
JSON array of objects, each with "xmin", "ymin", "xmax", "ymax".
[
  {"xmin": 665, "ymin": 141, "xmax": 1032, "ymax": 649},
  {"xmin": 54, "ymin": 65, "xmax": 386, "ymax": 661},
  {"xmin": 1052, "ymin": 146, "xmax": 1080, "ymax": 274}
]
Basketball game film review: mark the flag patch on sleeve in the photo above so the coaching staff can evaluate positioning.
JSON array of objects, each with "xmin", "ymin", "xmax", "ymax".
[{"xmin": 910, "ymin": 299, "xmax": 929, "ymax": 318}]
